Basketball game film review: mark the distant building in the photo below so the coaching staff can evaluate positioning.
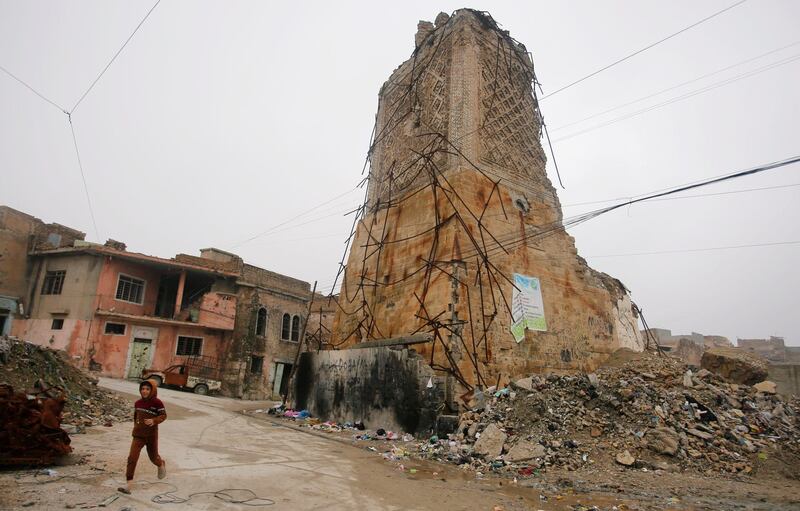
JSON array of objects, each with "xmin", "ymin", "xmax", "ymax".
[
  {"xmin": 737, "ymin": 337, "xmax": 800, "ymax": 364},
  {"xmin": 641, "ymin": 328, "xmax": 733, "ymax": 366}
]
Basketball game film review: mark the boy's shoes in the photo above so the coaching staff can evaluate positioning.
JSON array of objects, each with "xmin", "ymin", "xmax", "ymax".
[{"xmin": 157, "ymin": 461, "xmax": 167, "ymax": 479}]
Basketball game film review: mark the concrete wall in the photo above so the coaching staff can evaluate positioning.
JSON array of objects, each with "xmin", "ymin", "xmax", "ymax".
[
  {"xmin": 293, "ymin": 347, "xmax": 444, "ymax": 434},
  {"xmin": 768, "ymin": 364, "xmax": 800, "ymax": 396},
  {"xmin": 27, "ymin": 253, "xmax": 104, "ymax": 321}
]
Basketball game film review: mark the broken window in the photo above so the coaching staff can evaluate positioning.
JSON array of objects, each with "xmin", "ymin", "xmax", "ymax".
[
  {"xmin": 41, "ymin": 270, "xmax": 66, "ymax": 295},
  {"xmin": 250, "ymin": 355, "xmax": 263, "ymax": 374},
  {"xmin": 281, "ymin": 313, "xmax": 291, "ymax": 340},
  {"xmin": 290, "ymin": 315, "xmax": 300, "ymax": 342},
  {"xmin": 51, "ymin": 318, "xmax": 64, "ymax": 330},
  {"xmin": 115, "ymin": 274, "xmax": 145, "ymax": 304},
  {"xmin": 255, "ymin": 307, "xmax": 267, "ymax": 336},
  {"xmin": 176, "ymin": 336, "xmax": 203, "ymax": 356},
  {"xmin": 104, "ymin": 322, "xmax": 126, "ymax": 335}
]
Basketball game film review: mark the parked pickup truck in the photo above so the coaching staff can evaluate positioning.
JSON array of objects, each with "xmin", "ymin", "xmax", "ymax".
[{"xmin": 141, "ymin": 358, "xmax": 222, "ymax": 395}]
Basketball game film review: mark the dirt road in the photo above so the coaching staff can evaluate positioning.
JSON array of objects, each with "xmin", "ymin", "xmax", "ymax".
[
  {"xmin": 2, "ymin": 378, "xmax": 798, "ymax": 510},
  {"xmin": 0, "ymin": 378, "xmax": 543, "ymax": 510}
]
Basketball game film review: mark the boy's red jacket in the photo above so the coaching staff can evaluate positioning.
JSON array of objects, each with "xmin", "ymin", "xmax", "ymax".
[{"xmin": 132, "ymin": 379, "xmax": 167, "ymax": 438}]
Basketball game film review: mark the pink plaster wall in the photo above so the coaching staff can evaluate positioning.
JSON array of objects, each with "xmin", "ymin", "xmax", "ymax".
[
  {"xmin": 94, "ymin": 257, "xmax": 161, "ymax": 315},
  {"xmin": 197, "ymin": 293, "xmax": 236, "ymax": 330}
]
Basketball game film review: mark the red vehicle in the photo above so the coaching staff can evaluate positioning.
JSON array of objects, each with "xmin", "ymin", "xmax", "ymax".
[{"xmin": 141, "ymin": 356, "xmax": 222, "ymax": 395}]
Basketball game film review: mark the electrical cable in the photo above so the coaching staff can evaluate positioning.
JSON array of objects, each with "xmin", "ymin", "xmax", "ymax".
[
  {"xmin": 229, "ymin": 186, "xmax": 362, "ymax": 248},
  {"xmin": 478, "ymin": 155, "xmax": 800, "ymax": 258},
  {"xmin": 0, "ymin": 64, "xmax": 67, "ymax": 114},
  {"xmin": 562, "ymin": 182, "xmax": 800, "ymax": 208},
  {"xmin": 146, "ymin": 482, "xmax": 275, "ymax": 506},
  {"xmin": 68, "ymin": 115, "xmax": 100, "ymax": 241},
  {"xmin": 586, "ymin": 240, "xmax": 800, "ymax": 259},
  {"xmin": 540, "ymin": 0, "xmax": 749, "ymax": 100},
  {"xmin": 553, "ymin": 53, "xmax": 800, "ymax": 143},
  {"xmin": 550, "ymin": 40, "xmax": 800, "ymax": 133},
  {"xmin": 71, "ymin": 0, "xmax": 162, "ymax": 114}
]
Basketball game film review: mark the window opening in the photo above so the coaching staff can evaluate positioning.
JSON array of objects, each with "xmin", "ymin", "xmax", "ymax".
[
  {"xmin": 116, "ymin": 275, "xmax": 145, "ymax": 304},
  {"xmin": 51, "ymin": 318, "xmax": 64, "ymax": 330},
  {"xmin": 41, "ymin": 270, "xmax": 66, "ymax": 295},
  {"xmin": 250, "ymin": 356, "xmax": 263, "ymax": 374},
  {"xmin": 176, "ymin": 336, "xmax": 203, "ymax": 356},
  {"xmin": 255, "ymin": 307, "xmax": 267, "ymax": 336},
  {"xmin": 281, "ymin": 313, "xmax": 291, "ymax": 340},
  {"xmin": 290, "ymin": 315, "xmax": 300, "ymax": 342},
  {"xmin": 104, "ymin": 322, "xmax": 126, "ymax": 335}
]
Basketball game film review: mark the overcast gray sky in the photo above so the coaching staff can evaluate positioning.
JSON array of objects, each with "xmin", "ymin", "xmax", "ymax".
[{"xmin": 2, "ymin": 1, "xmax": 798, "ymax": 345}]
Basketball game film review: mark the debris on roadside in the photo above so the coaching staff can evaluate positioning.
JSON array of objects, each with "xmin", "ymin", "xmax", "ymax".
[
  {"xmin": 259, "ymin": 349, "xmax": 799, "ymax": 481},
  {"xmin": 0, "ymin": 337, "xmax": 130, "ymax": 430}
]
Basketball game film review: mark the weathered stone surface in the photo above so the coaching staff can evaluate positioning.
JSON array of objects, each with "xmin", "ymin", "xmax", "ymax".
[
  {"xmin": 647, "ymin": 427, "xmax": 679, "ymax": 455},
  {"xmin": 701, "ymin": 348, "xmax": 768, "ymax": 385},
  {"xmin": 687, "ymin": 428, "xmax": 713, "ymax": 441},
  {"xmin": 330, "ymin": 9, "xmax": 645, "ymax": 391},
  {"xmin": 512, "ymin": 377, "xmax": 534, "ymax": 392},
  {"xmin": 753, "ymin": 380, "xmax": 777, "ymax": 394},
  {"xmin": 505, "ymin": 440, "xmax": 546, "ymax": 462},
  {"xmin": 473, "ymin": 423, "xmax": 507, "ymax": 457},
  {"xmin": 615, "ymin": 450, "xmax": 635, "ymax": 466},
  {"xmin": 683, "ymin": 370, "xmax": 694, "ymax": 388}
]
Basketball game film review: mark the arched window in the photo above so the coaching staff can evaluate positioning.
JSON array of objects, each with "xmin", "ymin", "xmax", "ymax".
[
  {"xmin": 281, "ymin": 313, "xmax": 291, "ymax": 340},
  {"xmin": 291, "ymin": 315, "xmax": 300, "ymax": 342},
  {"xmin": 255, "ymin": 307, "xmax": 267, "ymax": 336}
]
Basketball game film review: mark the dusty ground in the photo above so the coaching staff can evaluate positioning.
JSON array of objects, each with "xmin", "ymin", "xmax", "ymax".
[{"xmin": 1, "ymin": 378, "xmax": 798, "ymax": 510}]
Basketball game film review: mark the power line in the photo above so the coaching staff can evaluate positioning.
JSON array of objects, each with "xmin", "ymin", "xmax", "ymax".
[
  {"xmin": 71, "ymin": 0, "xmax": 162, "ymax": 113},
  {"xmin": 562, "ymin": 182, "xmax": 800, "ymax": 208},
  {"xmin": 552, "ymin": 53, "xmax": 800, "ymax": 143},
  {"xmin": 0, "ymin": 64, "xmax": 67, "ymax": 113},
  {"xmin": 541, "ymin": 0, "xmax": 749, "ymax": 100},
  {"xmin": 587, "ymin": 240, "xmax": 800, "ymax": 258},
  {"xmin": 67, "ymin": 115, "xmax": 100, "ymax": 240},
  {"xmin": 550, "ymin": 40, "xmax": 800, "ymax": 133},
  {"xmin": 229, "ymin": 187, "xmax": 362, "ymax": 248},
  {"xmin": 477, "ymin": 155, "xmax": 800, "ymax": 259}
]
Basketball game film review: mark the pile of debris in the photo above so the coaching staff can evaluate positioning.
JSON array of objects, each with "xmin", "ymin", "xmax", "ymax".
[
  {"xmin": 0, "ymin": 383, "xmax": 72, "ymax": 465},
  {"xmin": 415, "ymin": 349, "xmax": 799, "ymax": 478},
  {"xmin": 0, "ymin": 337, "xmax": 129, "ymax": 431}
]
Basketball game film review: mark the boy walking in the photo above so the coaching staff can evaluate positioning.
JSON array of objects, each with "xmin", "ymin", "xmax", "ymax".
[{"xmin": 126, "ymin": 379, "xmax": 167, "ymax": 485}]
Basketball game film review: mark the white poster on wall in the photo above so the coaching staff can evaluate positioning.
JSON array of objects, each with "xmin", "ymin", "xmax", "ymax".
[{"xmin": 510, "ymin": 273, "xmax": 546, "ymax": 343}]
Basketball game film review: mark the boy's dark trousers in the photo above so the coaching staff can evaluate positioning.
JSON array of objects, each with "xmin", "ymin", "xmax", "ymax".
[{"xmin": 126, "ymin": 433, "xmax": 163, "ymax": 480}]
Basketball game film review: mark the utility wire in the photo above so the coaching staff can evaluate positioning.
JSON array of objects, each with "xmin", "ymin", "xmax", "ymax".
[
  {"xmin": 551, "ymin": 40, "xmax": 800, "ymax": 133},
  {"xmin": 71, "ymin": 0, "xmax": 162, "ymax": 113},
  {"xmin": 553, "ymin": 53, "xmax": 800, "ymax": 143},
  {"xmin": 587, "ymin": 240, "xmax": 800, "ymax": 258},
  {"xmin": 541, "ymin": 0, "xmax": 748, "ymax": 100},
  {"xmin": 229, "ymin": 187, "xmax": 361, "ymax": 248},
  {"xmin": 563, "ymin": 182, "xmax": 800, "ymax": 208},
  {"xmin": 0, "ymin": 64, "xmax": 67, "ymax": 114},
  {"xmin": 478, "ymin": 155, "xmax": 800, "ymax": 258},
  {"xmin": 67, "ymin": 115, "xmax": 100, "ymax": 241}
]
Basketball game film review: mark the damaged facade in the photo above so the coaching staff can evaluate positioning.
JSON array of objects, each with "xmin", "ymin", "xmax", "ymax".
[
  {"xmin": 1, "ymin": 206, "xmax": 314, "ymax": 399},
  {"xmin": 330, "ymin": 10, "xmax": 644, "ymax": 400}
]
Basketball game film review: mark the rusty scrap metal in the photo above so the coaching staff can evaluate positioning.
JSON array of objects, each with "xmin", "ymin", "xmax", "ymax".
[{"xmin": 0, "ymin": 382, "xmax": 72, "ymax": 466}]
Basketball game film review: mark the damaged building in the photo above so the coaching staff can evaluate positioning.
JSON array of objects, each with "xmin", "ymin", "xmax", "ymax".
[
  {"xmin": 298, "ymin": 10, "xmax": 645, "ymax": 431},
  {"xmin": 1, "ymin": 206, "xmax": 315, "ymax": 400}
]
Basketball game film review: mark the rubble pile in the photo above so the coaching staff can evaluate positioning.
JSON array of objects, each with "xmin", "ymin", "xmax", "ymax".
[
  {"xmin": 419, "ymin": 350, "xmax": 799, "ymax": 477},
  {"xmin": 0, "ymin": 383, "xmax": 72, "ymax": 465},
  {"xmin": 0, "ymin": 337, "xmax": 129, "ymax": 430}
]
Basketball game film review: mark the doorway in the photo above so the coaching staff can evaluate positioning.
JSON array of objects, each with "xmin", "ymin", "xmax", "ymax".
[
  {"xmin": 272, "ymin": 362, "xmax": 293, "ymax": 398},
  {"xmin": 127, "ymin": 339, "xmax": 152, "ymax": 379}
]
